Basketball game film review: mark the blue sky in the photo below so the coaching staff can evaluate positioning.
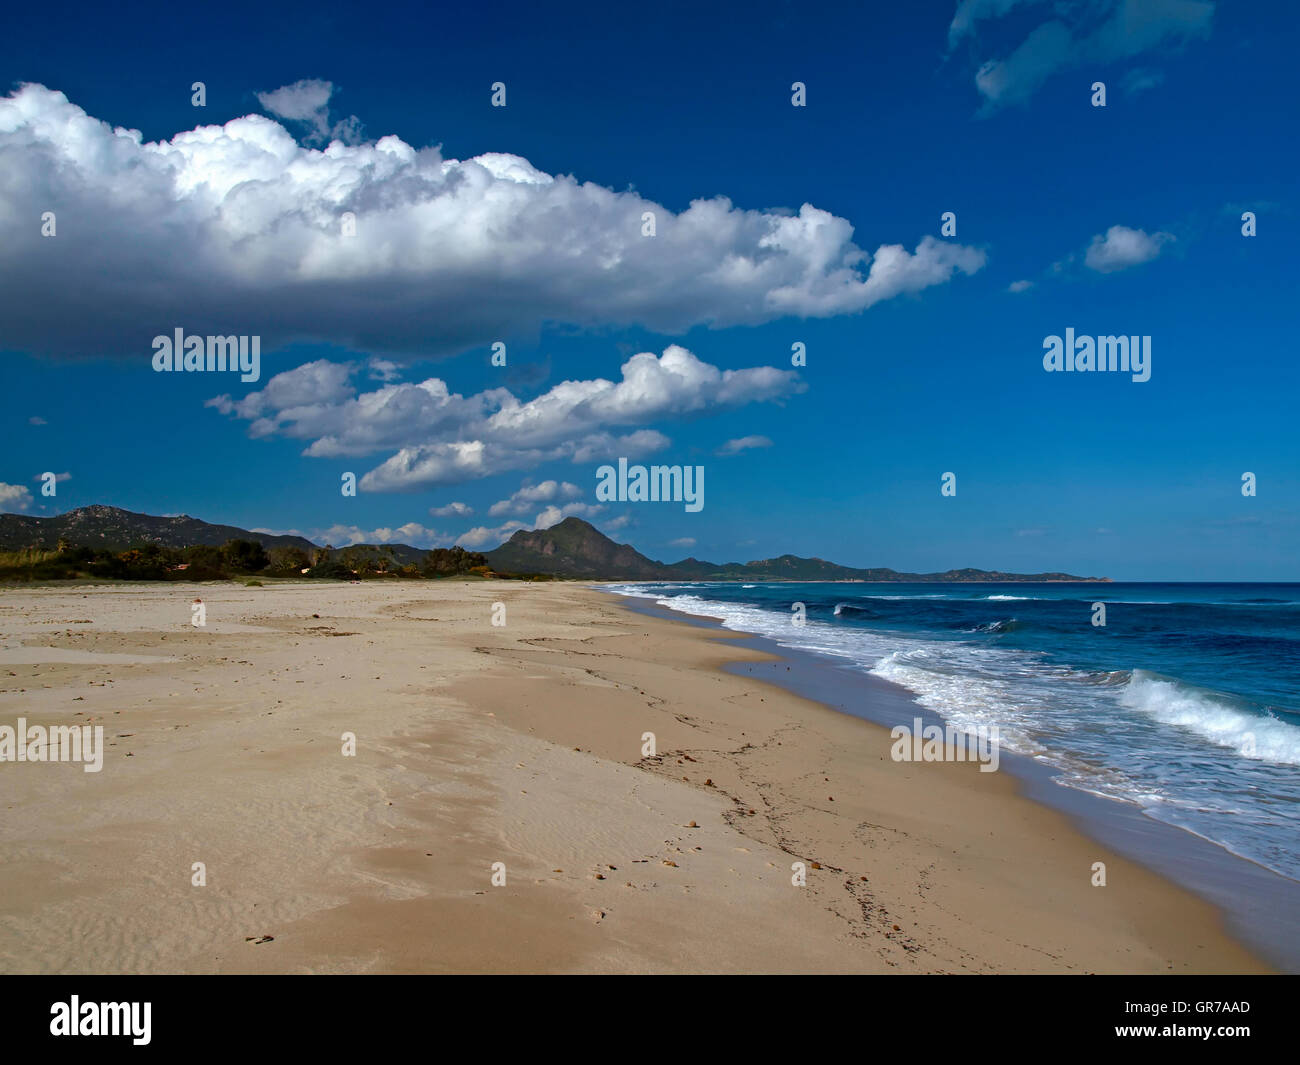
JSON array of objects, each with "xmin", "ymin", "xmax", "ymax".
[{"xmin": 1, "ymin": 0, "xmax": 1295, "ymax": 580}]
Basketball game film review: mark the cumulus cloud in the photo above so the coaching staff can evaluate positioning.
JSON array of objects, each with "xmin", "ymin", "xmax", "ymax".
[
  {"xmin": 359, "ymin": 430, "xmax": 669, "ymax": 493},
  {"xmin": 376, "ymin": 522, "xmax": 444, "ymax": 546},
  {"xmin": 716, "ymin": 435, "xmax": 773, "ymax": 456},
  {"xmin": 669, "ymin": 537, "xmax": 697, "ymax": 548},
  {"xmin": 209, "ymin": 344, "xmax": 800, "ymax": 491},
  {"xmin": 206, "ymin": 358, "xmax": 356, "ymax": 425},
  {"xmin": 367, "ymin": 358, "xmax": 402, "ymax": 383},
  {"xmin": 0, "ymin": 483, "xmax": 34, "ymax": 512},
  {"xmin": 1084, "ymin": 224, "xmax": 1174, "ymax": 272},
  {"xmin": 455, "ymin": 522, "xmax": 528, "ymax": 549},
  {"xmin": 255, "ymin": 79, "xmax": 362, "ymax": 146},
  {"xmin": 0, "ymin": 85, "xmax": 985, "ymax": 361},
  {"xmin": 313, "ymin": 521, "xmax": 451, "ymax": 548},
  {"xmin": 533, "ymin": 502, "xmax": 604, "ymax": 527},
  {"xmin": 488, "ymin": 480, "xmax": 582, "ymax": 517},
  {"xmin": 1008, "ymin": 279, "xmax": 1034, "ymax": 292},
  {"xmin": 455, "ymin": 500, "xmax": 602, "ymax": 548},
  {"xmin": 954, "ymin": 0, "xmax": 1214, "ymax": 111},
  {"xmin": 429, "ymin": 501, "xmax": 474, "ymax": 518}
]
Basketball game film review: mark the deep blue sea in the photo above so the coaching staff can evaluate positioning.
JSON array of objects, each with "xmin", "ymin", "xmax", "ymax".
[{"xmin": 608, "ymin": 582, "xmax": 1300, "ymax": 882}]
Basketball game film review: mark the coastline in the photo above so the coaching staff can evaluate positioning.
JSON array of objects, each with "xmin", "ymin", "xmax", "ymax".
[
  {"xmin": 612, "ymin": 587, "xmax": 1300, "ymax": 972},
  {"xmin": 0, "ymin": 580, "xmax": 1276, "ymax": 973}
]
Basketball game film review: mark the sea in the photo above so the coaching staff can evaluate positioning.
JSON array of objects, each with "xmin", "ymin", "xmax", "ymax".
[{"xmin": 605, "ymin": 581, "xmax": 1300, "ymax": 886}]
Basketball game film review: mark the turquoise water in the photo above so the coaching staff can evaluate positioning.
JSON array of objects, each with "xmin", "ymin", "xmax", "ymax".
[{"xmin": 608, "ymin": 582, "xmax": 1300, "ymax": 881}]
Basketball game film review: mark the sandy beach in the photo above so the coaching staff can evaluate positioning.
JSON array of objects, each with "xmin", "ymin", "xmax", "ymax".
[{"xmin": 0, "ymin": 580, "xmax": 1271, "ymax": 974}]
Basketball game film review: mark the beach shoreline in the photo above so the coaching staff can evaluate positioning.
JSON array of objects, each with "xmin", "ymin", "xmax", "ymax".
[
  {"xmin": 0, "ymin": 579, "xmax": 1276, "ymax": 973},
  {"xmin": 610, "ymin": 585, "xmax": 1300, "ymax": 971}
]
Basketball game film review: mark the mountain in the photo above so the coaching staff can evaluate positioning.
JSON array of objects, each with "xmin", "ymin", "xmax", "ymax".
[
  {"xmin": 664, "ymin": 555, "xmax": 1101, "ymax": 582},
  {"xmin": 486, "ymin": 516, "xmax": 665, "ymax": 578},
  {"xmin": 487, "ymin": 518, "xmax": 1109, "ymax": 582},
  {"xmin": 0, "ymin": 505, "xmax": 432, "ymax": 565},
  {"xmin": 1, "ymin": 507, "xmax": 1110, "ymax": 581},
  {"xmin": 0, "ymin": 505, "xmax": 319, "ymax": 553}
]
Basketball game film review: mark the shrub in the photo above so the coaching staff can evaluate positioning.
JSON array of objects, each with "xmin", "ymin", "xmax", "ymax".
[
  {"xmin": 306, "ymin": 560, "xmax": 352, "ymax": 579},
  {"xmin": 220, "ymin": 539, "xmax": 269, "ymax": 573}
]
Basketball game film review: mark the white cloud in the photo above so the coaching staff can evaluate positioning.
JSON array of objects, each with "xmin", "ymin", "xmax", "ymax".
[
  {"xmin": 1084, "ymin": 224, "xmax": 1174, "ymax": 273},
  {"xmin": 568, "ymin": 430, "xmax": 669, "ymax": 465},
  {"xmin": 957, "ymin": 0, "xmax": 1214, "ymax": 111},
  {"xmin": 488, "ymin": 480, "xmax": 582, "ymax": 517},
  {"xmin": 313, "ymin": 525, "xmax": 375, "ymax": 547},
  {"xmin": 255, "ymin": 79, "xmax": 362, "ymax": 146},
  {"xmin": 378, "ymin": 522, "xmax": 444, "ymax": 546},
  {"xmin": 28, "ymin": 416, "xmax": 46, "ymax": 426},
  {"xmin": 669, "ymin": 537, "xmax": 696, "ymax": 548},
  {"xmin": 1008, "ymin": 279, "xmax": 1034, "ymax": 292},
  {"xmin": 0, "ymin": 85, "xmax": 985, "ymax": 361},
  {"xmin": 973, "ymin": 20, "xmax": 1075, "ymax": 109},
  {"xmin": 455, "ymin": 521, "xmax": 528, "ymax": 549},
  {"xmin": 452, "ymin": 501, "xmax": 603, "ymax": 549},
  {"xmin": 312, "ymin": 522, "xmax": 451, "ymax": 549},
  {"xmin": 429, "ymin": 501, "xmax": 473, "ymax": 518},
  {"xmin": 211, "ymin": 345, "xmax": 797, "ymax": 491},
  {"xmin": 716, "ymin": 434, "xmax": 773, "ymax": 456},
  {"xmin": 367, "ymin": 358, "xmax": 402, "ymax": 383},
  {"xmin": 207, "ymin": 358, "xmax": 356, "ymax": 426},
  {"xmin": 0, "ymin": 483, "xmax": 35, "ymax": 512},
  {"xmin": 32, "ymin": 471, "xmax": 71, "ymax": 483},
  {"xmin": 533, "ymin": 502, "xmax": 603, "ymax": 528}
]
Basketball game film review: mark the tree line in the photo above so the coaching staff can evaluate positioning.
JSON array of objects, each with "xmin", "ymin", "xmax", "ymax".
[{"xmin": 0, "ymin": 539, "xmax": 502, "ymax": 582}]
